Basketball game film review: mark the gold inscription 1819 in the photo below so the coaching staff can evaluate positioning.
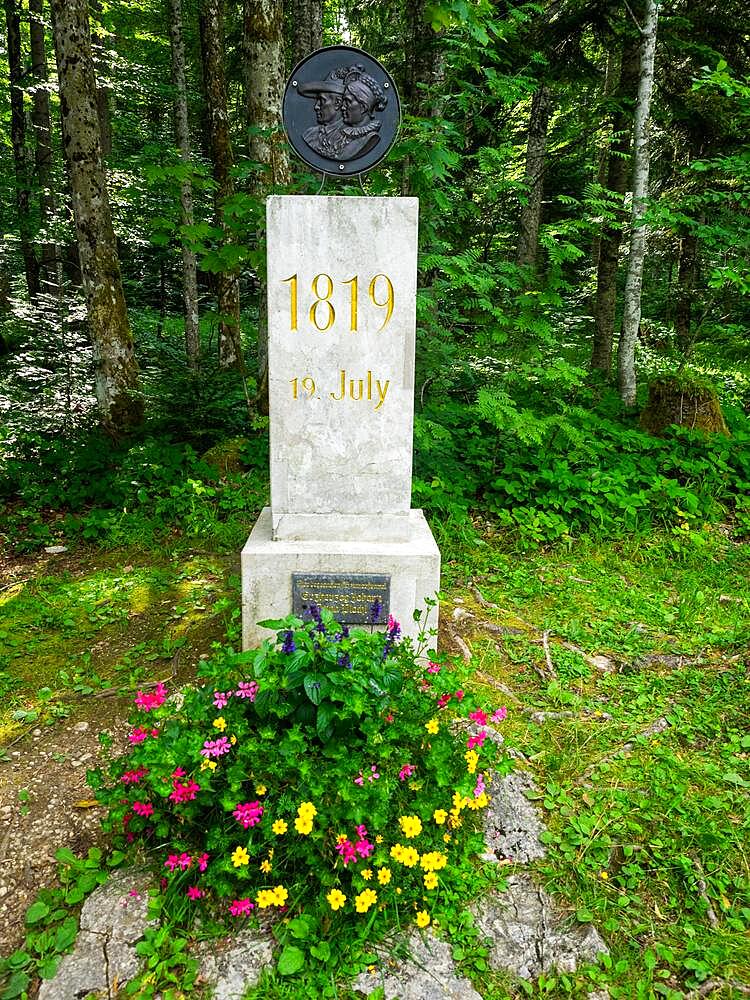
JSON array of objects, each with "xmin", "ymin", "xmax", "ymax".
[{"xmin": 282, "ymin": 273, "xmax": 394, "ymax": 332}]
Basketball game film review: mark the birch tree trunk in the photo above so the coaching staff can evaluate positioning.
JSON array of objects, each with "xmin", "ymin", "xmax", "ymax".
[
  {"xmin": 591, "ymin": 38, "xmax": 639, "ymax": 374},
  {"xmin": 169, "ymin": 0, "xmax": 200, "ymax": 367},
  {"xmin": 675, "ymin": 231, "xmax": 698, "ymax": 352},
  {"xmin": 291, "ymin": 0, "xmax": 322, "ymax": 67},
  {"xmin": 516, "ymin": 84, "xmax": 552, "ymax": 269},
  {"xmin": 51, "ymin": 0, "xmax": 143, "ymax": 431},
  {"xmin": 29, "ymin": 0, "xmax": 57, "ymax": 290},
  {"xmin": 4, "ymin": 0, "xmax": 41, "ymax": 297},
  {"xmin": 243, "ymin": 0, "xmax": 290, "ymax": 185},
  {"xmin": 617, "ymin": 0, "xmax": 660, "ymax": 407},
  {"xmin": 200, "ymin": 0, "xmax": 242, "ymax": 369}
]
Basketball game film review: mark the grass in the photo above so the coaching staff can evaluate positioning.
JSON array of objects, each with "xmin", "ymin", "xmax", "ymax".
[{"xmin": 1, "ymin": 526, "xmax": 748, "ymax": 998}]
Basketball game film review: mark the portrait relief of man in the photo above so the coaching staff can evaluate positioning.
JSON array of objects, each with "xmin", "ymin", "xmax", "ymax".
[{"xmin": 298, "ymin": 71, "xmax": 347, "ymax": 159}]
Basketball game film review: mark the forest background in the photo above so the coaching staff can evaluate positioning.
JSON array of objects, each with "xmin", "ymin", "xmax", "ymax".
[{"xmin": 0, "ymin": 1, "xmax": 749, "ymax": 999}]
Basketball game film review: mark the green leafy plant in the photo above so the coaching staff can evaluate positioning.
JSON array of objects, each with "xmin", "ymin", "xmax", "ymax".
[{"xmin": 90, "ymin": 606, "xmax": 512, "ymax": 975}]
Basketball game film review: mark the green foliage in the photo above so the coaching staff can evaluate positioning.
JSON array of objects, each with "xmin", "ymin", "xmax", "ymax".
[
  {"xmin": 0, "ymin": 848, "xmax": 111, "ymax": 999},
  {"xmin": 90, "ymin": 610, "xmax": 509, "ymax": 976}
]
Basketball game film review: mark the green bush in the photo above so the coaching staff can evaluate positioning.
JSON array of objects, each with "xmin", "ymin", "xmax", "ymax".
[{"xmin": 90, "ymin": 608, "xmax": 509, "ymax": 967}]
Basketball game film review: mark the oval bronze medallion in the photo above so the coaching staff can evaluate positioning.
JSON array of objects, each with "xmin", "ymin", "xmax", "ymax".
[{"xmin": 283, "ymin": 45, "xmax": 401, "ymax": 178}]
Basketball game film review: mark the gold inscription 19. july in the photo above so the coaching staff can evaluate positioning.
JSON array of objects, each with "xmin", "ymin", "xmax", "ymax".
[{"xmin": 330, "ymin": 370, "xmax": 389, "ymax": 410}]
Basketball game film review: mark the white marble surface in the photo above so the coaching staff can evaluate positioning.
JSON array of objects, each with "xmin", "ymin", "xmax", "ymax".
[
  {"xmin": 267, "ymin": 195, "xmax": 418, "ymax": 539},
  {"xmin": 242, "ymin": 507, "xmax": 440, "ymax": 648}
]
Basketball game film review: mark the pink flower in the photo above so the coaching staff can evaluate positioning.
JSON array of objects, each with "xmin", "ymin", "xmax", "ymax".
[
  {"xmin": 491, "ymin": 706, "xmax": 508, "ymax": 722},
  {"xmin": 419, "ymin": 679, "xmax": 431, "ymax": 692},
  {"xmin": 229, "ymin": 897, "xmax": 254, "ymax": 916},
  {"xmin": 354, "ymin": 774, "xmax": 364, "ymax": 786},
  {"xmin": 233, "ymin": 801, "xmax": 264, "ymax": 829},
  {"xmin": 197, "ymin": 853, "xmax": 209, "ymax": 872},
  {"xmin": 128, "ymin": 727, "xmax": 148, "ymax": 744},
  {"xmin": 134, "ymin": 682, "xmax": 167, "ymax": 712},
  {"xmin": 169, "ymin": 779, "xmax": 200, "ymax": 804},
  {"xmin": 165, "ymin": 854, "xmax": 180, "ymax": 871},
  {"xmin": 399, "ymin": 764, "xmax": 416, "ymax": 781},
  {"xmin": 437, "ymin": 693, "xmax": 451, "ymax": 710},
  {"xmin": 201, "ymin": 737, "xmax": 231, "ymax": 758},
  {"xmin": 385, "ymin": 713, "xmax": 394, "ymax": 723},
  {"xmin": 467, "ymin": 729, "xmax": 487, "ymax": 750},
  {"xmin": 368, "ymin": 765, "xmax": 380, "ymax": 782},
  {"xmin": 355, "ymin": 839, "xmax": 374, "ymax": 859},
  {"xmin": 335, "ymin": 839, "xmax": 357, "ymax": 865},
  {"xmin": 187, "ymin": 886, "xmax": 204, "ymax": 900},
  {"xmin": 178, "ymin": 853, "xmax": 192, "ymax": 870},
  {"xmin": 454, "ymin": 689, "xmax": 465, "ymax": 701},
  {"xmin": 355, "ymin": 824, "xmax": 368, "ymax": 838},
  {"xmin": 427, "ymin": 662, "xmax": 441, "ymax": 674},
  {"xmin": 474, "ymin": 773, "xmax": 486, "ymax": 797},
  {"xmin": 235, "ymin": 681, "xmax": 258, "ymax": 701},
  {"xmin": 213, "ymin": 691, "xmax": 230, "ymax": 709},
  {"xmin": 172, "ymin": 767, "xmax": 187, "ymax": 778},
  {"xmin": 132, "ymin": 801, "xmax": 153, "ymax": 817},
  {"xmin": 120, "ymin": 766, "xmax": 148, "ymax": 785},
  {"xmin": 469, "ymin": 708, "xmax": 487, "ymax": 725}
]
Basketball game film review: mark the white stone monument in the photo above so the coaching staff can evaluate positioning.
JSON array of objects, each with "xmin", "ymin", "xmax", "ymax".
[{"xmin": 241, "ymin": 195, "xmax": 440, "ymax": 646}]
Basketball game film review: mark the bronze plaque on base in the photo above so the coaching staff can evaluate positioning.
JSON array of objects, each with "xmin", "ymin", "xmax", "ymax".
[{"xmin": 292, "ymin": 573, "xmax": 390, "ymax": 624}]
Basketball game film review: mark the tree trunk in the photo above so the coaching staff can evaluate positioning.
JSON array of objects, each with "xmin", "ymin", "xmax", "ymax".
[
  {"xmin": 243, "ymin": 0, "xmax": 290, "ymax": 185},
  {"xmin": 89, "ymin": 0, "xmax": 112, "ymax": 158},
  {"xmin": 200, "ymin": 0, "xmax": 242, "ymax": 369},
  {"xmin": 169, "ymin": 0, "xmax": 201, "ymax": 367},
  {"xmin": 618, "ymin": 0, "xmax": 660, "ymax": 407},
  {"xmin": 590, "ymin": 38, "xmax": 639, "ymax": 375},
  {"xmin": 29, "ymin": 0, "xmax": 57, "ymax": 290},
  {"xmin": 291, "ymin": 0, "xmax": 322, "ymax": 67},
  {"xmin": 675, "ymin": 231, "xmax": 698, "ymax": 352},
  {"xmin": 51, "ymin": 0, "xmax": 143, "ymax": 432},
  {"xmin": 4, "ymin": 0, "xmax": 41, "ymax": 297},
  {"xmin": 516, "ymin": 84, "xmax": 552, "ymax": 269}
]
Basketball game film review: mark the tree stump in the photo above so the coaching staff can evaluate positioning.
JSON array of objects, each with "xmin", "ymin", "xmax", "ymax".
[{"xmin": 640, "ymin": 377, "xmax": 729, "ymax": 436}]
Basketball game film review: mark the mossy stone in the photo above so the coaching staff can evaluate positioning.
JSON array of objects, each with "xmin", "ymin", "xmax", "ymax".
[
  {"xmin": 200, "ymin": 436, "xmax": 251, "ymax": 476},
  {"xmin": 640, "ymin": 378, "xmax": 729, "ymax": 436}
]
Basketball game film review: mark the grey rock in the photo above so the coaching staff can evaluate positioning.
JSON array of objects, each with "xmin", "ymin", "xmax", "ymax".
[
  {"xmin": 38, "ymin": 869, "xmax": 153, "ymax": 1000},
  {"xmin": 194, "ymin": 930, "xmax": 274, "ymax": 1000},
  {"xmin": 482, "ymin": 770, "xmax": 546, "ymax": 864},
  {"xmin": 353, "ymin": 931, "xmax": 482, "ymax": 1000},
  {"xmin": 44, "ymin": 545, "xmax": 68, "ymax": 554},
  {"xmin": 472, "ymin": 875, "xmax": 608, "ymax": 979}
]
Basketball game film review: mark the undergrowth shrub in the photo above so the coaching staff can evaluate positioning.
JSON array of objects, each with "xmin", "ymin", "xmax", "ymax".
[{"xmin": 90, "ymin": 608, "xmax": 510, "ymax": 971}]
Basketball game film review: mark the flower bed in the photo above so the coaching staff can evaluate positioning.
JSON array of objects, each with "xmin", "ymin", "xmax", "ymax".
[{"xmin": 91, "ymin": 605, "xmax": 509, "ymax": 958}]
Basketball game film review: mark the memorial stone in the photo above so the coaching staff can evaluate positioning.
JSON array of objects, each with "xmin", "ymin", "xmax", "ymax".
[{"xmin": 241, "ymin": 64, "xmax": 440, "ymax": 645}]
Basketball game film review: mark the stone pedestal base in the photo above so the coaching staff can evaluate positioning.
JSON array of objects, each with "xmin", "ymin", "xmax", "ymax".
[{"xmin": 241, "ymin": 507, "xmax": 440, "ymax": 649}]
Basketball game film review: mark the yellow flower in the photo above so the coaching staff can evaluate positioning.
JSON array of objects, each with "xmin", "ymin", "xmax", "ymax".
[
  {"xmin": 433, "ymin": 809, "xmax": 448, "ymax": 825},
  {"xmin": 297, "ymin": 801, "xmax": 317, "ymax": 818},
  {"xmin": 272, "ymin": 819, "xmax": 288, "ymax": 835},
  {"xmin": 260, "ymin": 859, "xmax": 272, "ymax": 874},
  {"xmin": 231, "ymin": 846, "xmax": 250, "ymax": 868},
  {"xmin": 326, "ymin": 888, "xmax": 346, "ymax": 911},
  {"xmin": 336, "ymin": 833, "xmax": 347, "ymax": 844},
  {"xmin": 294, "ymin": 816, "xmax": 313, "ymax": 835},
  {"xmin": 390, "ymin": 844, "xmax": 404, "ymax": 862},
  {"xmin": 443, "ymin": 833, "xmax": 452, "ymax": 844},
  {"xmin": 377, "ymin": 867, "xmax": 392, "ymax": 885},
  {"xmin": 423, "ymin": 871, "xmax": 438, "ymax": 890},
  {"xmin": 256, "ymin": 889, "xmax": 275, "ymax": 909},
  {"xmin": 375, "ymin": 835, "xmax": 383, "ymax": 844},
  {"xmin": 399, "ymin": 846, "xmax": 419, "ymax": 868},
  {"xmin": 416, "ymin": 910, "xmax": 431, "ymax": 928},
  {"xmin": 399, "ymin": 815, "xmax": 423, "ymax": 838},
  {"xmin": 229, "ymin": 734, "xmax": 237, "ymax": 745},
  {"xmin": 200, "ymin": 759, "xmax": 218, "ymax": 772},
  {"xmin": 361, "ymin": 869, "xmax": 373, "ymax": 881},
  {"xmin": 465, "ymin": 750, "xmax": 478, "ymax": 774},
  {"xmin": 255, "ymin": 785, "xmax": 267, "ymax": 796},
  {"xmin": 268, "ymin": 848, "xmax": 274, "ymax": 859},
  {"xmin": 354, "ymin": 889, "xmax": 378, "ymax": 913},
  {"xmin": 425, "ymin": 718, "xmax": 439, "ymax": 735},
  {"xmin": 395, "ymin": 887, "xmax": 402, "ymax": 895},
  {"xmin": 420, "ymin": 851, "xmax": 447, "ymax": 872},
  {"xmin": 213, "ymin": 716, "xmax": 227, "ymax": 731},
  {"xmin": 600, "ymin": 871, "xmax": 609, "ymax": 880},
  {"xmin": 467, "ymin": 792, "xmax": 489, "ymax": 810},
  {"xmin": 272, "ymin": 885, "xmax": 288, "ymax": 906}
]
